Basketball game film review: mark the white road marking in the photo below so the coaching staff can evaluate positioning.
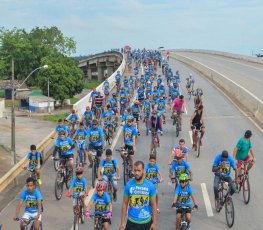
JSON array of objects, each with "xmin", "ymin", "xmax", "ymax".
[
  {"xmin": 188, "ymin": 130, "xmax": 193, "ymax": 145},
  {"xmin": 184, "ymin": 107, "xmax": 188, "ymax": 115},
  {"xmin": 201, "ymin": 183, "xmax": 214, "ymax": 217}
]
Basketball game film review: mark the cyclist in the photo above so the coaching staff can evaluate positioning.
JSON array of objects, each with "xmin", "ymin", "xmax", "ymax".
[
  {"xmin": 121, "ymin": 107, "xmax": 134, "ymax": 126},
  {"xmin": 73, "ymin": 122, "xmax": 88, "ymax": 165},
  {"xmin": 139, "ymin": 75, "xmax": 146, "ymax": 87},
  {"xmin": 149, "ymin": 110, "xmax": 163, "ymax": 152},
  {"xmin": 133, "ymin": 66, "xmax": 139, "ymax": 77},
  {"xmin": 55, "ymin": 119, "xmax": 68, "ymax": 135},
  {"xmin": 108, "ymin": 93, "xmax": 119, "ymax": 123},
  {"xmin": 121, "ymin": 118, "xmax": 137, "ymax": 173},
  {"xmin": 171, "ymin": 95, "xmax": 186, "ymax": 130},
  {"xmin": 151, "ymin": 86, "xmax": 160, "ymax": 110},
  {"xmin": 212, "ymin": 150, "xmax": 237, "ymax": 209},
  {"xmin": 82, "ymin": 106, "xmax": 93, "ymax": 130},
  {"xmin": 103, "ymin": 79, "xmax": 110, "ymax": 104},
  {"xmin": 68, "ymin": 109, "xmax": 79, "ymax": 135},
  {"xmin": 158, "ymin": 83, "xmax": 166, "ymax": 98},
  {"xmin": 94, "ymin": 91, "xmax": 105, "ymax": 120},
  {"xmin": 169, "ymin": 150, "xmax": 192, "ymax": 189},
  {"xmin": 66, "ymin": 167, "xmax": 88, "ymax": 212},
  {"xmin": 145, "ymin": 81, "xmax": 152, "ymax": 99},
  {"xmin": 98, "ymin": 149, "xmax": 120, "ymax": 202},
  {"xmin": 190, "ymin": 105, "xmax": 205, "ymax": 149},
  {"xmin": 14, "ymin": 177, "xmax": 43, "ymax": 230},
  {"xmin": 25, "ymin": 145, "xmax": 42, "ymax": 185},
  {"xmin": 186, "ymin": 74, "xmax": 194, "ymax": 94},
  {"xmin": 156, "ymin": 95, "xmax": 166, "ymax": 124},
  {"xmin": 89, "ymin": 88, "xmax": 98, "ymax": 108},
  {"xmin": 142, "ymin": 97, "xmax": 151, "ymax": 123},
  {"xmin": 85, "ymin": 183, "xmax": 112, "ymax": 230},
  {"xmin": 233, "ymin": 130, "xmax": 256, "ymax": 177},
  {"xmin": 53, "ymin": 130, "xmax": 75, "ymax": 172},
  {"xmin": 172, "ymin": 174, "xmax": 198, "ymax": 230},
  {"xmin": 131, "ymin": 101, "xmax": 141, "ymax": 135},
  {"xmin": 157, "ymin": 75, "xmax": 162, "ymax": 88},
  {"xmin": 145, "ymin": 155, "xmax": 163, "ymax": 214},
  {"xmin": 119, "ymin": 87, "xmax": 128, "ymax": 116},
  {"xmin": 129, "ymin": 76, "xmax": 135, "ymax": 95},
  {"xmin": 137, "ymin": 85, "xmax": 145, "ymax": 104},
  {"xmin": 115, "ymin": 70, "xmax": 122, "ymax": 88},
  {"xmin": 102, "ymin": 104, "xmax": 115, "ymax": 137},
  {"xmin": 87, "ymin": 119, "xmax": 104, "ymax": 168},
  {"xmin": 193, "ymin": 88, "xmax": 203, "ymax": 109},
  {"xmin": 169, "ymin": 139, "xmax": 189, "ymax": 163},
  {"xmin": 119, "ymin": 161, "xmax": 157, "ymax": 230},
  {"xmin": 63, "ymin": 118, "xmax": 71, "ymax": 136},
  {"xmin": 170, "ymin": 85, "xmax": 180, "ymax": 104}
]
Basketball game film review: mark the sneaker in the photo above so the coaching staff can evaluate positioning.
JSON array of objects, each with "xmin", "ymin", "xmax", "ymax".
[
  {"xmin": 138, "ymin": 132, "xmax": 140, "ymax": 136},
  {"xmin": 37, "ymin": 178, "xmax": 42, "ymax": 185},
  {"xmin": 88, "ymin": 163, "xmax": 93, "ymax": 169},
  {"xmin": 113, "ymin": 191, "xmax": 117, "ymax": 202},
  {"xmin": 160, "ymin": 131, "xmax": 163, "ymax": 136}
]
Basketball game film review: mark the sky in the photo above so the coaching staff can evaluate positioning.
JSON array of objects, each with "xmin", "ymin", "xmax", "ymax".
[{"xmin": 1, "ymin": 0, "xmax": 262, "ymax": 56}]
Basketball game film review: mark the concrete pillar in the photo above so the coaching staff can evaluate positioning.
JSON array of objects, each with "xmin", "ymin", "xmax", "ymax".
[
  {"xmin": 87, "ymin": 68, "xmax": 92, "ymax": 82},
  {"xmin": 107, "ymin": 66, "xmax": 114, "ymax": 78},
  {"xmin": 97, "ymin": 64, "xmax": 103, "ymax": 82}
]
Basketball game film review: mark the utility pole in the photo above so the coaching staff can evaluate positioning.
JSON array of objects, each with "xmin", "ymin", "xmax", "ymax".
[
  {"xmin": 11, "ymin": 57, "xmax": 16, "ymax": 165},
  {"xmin": 48, "ymin": 77, "xmax": 50, "ymax": 113}
]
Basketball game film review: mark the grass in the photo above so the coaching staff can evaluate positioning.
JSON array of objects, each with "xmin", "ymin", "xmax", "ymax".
[
  {"xmin": 70, "ymin": 98, "xmax": 80, "ymax": 104},
  {"xmin": 5, "ymin": 100, "xmax": 19, "ymax": 108},
  {"xmin": 0, "ymin": 90, "xmax": 4, "ymax": 98},
  {"xmin": 43, "ymin": 113, "xmax": 68, "ymax": 122},
  {"xmin": 84, "ymin": 78, "xmax": 101, "ymax": 89}
]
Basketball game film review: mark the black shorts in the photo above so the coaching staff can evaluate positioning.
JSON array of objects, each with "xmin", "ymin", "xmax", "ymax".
[
  {"xmin": 88, "ymin": 145, "xmax": 103, "ymax": 156},
  {"xmin": 60, "ymin": 154, "xmax": 74, "ymax": 165},
  {"xmin": 192, "ymin": 123, "xmax": 204, "ymax": 130},
  {"xmin": 125, "ymin": 145, "xmax": 134, "ymax": 155},
  {"xmin": 125, "ymin": 219, "xmax": 152, "ymax": 230},
  {"xmin": 133, "ymin": 114, "xmax": 139, "ymax": 122},
  {"xmin": 176, "ymin": 207, "xmax": 192, "ymax": 214}
]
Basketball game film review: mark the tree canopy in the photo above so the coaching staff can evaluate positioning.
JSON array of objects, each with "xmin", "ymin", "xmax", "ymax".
[{"xmin": 0, "ymin": 26, "xmax": 83, "ymax": 101}]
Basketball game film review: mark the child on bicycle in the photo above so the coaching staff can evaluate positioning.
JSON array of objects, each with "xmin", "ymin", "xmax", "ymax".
[
  {"xmin": 66, "ymin": 167, "xmax": 88, "ymax": 213},
  {"xmin": 25, "ymin": 145, "xmax": 42, "ymax": 185},
  {"xmin": 169, "ymin": 139, "xmax": 189, "ymax": 163},
  {"xmin": 14, "ymin": 177, "xmax": 43, "ymax": 230},
  {"xmin": 69, "ymin": 109, "xmax": 79, "ymax": 135},
  {"xmin": 145, "ymin": 155, "xmax": 163, "ymax": 214},
  {"xmin": 97, "ymin": 149, "xmax": 120, "ymax": 202},
  {"xmin": 85, "ymin": 183, "xmax": 112, "ymax": 230},
  {"xmin": 172, "ymin": 173, "xmax": 198, "ymax": 230}
]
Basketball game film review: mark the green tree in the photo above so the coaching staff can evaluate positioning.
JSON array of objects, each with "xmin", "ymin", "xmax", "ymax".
[{"xmin": 38, "ymin": 54, "xmax": 84, "ymax": 103}]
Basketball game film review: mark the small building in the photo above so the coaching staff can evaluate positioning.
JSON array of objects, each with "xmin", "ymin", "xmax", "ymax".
[
  {"xmin": 0, "ymin": 99, "xmax": 4, "ymax": 118},
  {"xmin": 29, "ymin": 96, "xmax": 55, "ymax": 113},
  {"xmin": 0, "ymin": 80, "xmax": 27, "ymax": 99}
]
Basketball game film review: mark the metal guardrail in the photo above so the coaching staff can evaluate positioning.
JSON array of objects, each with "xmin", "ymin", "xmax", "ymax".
[{"xmin": 0, "ymin": 52, "xmax": 126, "ymax": 194}]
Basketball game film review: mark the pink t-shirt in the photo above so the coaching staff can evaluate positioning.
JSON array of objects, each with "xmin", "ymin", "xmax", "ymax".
[{"xmin": 173, "ymin": 98, "xmax": 185, "ymax": 111}]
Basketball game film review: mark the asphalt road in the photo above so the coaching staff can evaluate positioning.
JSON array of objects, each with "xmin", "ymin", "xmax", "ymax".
[
  {"xmin": 1, "ymin": 57, "xmax": 263, "ymax": 230},
  {"xmin": 173, "ymin": 51, "xmax": 263, "ymax": 101}
]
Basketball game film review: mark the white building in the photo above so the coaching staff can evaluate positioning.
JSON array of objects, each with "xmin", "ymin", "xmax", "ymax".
[
  {"xmin": 29, "ymin": 96, "xmax": 55, "ymax": 113},
  {"xmin": 0, "ymin": 99, "xmax": 4, "ymax": 118}
]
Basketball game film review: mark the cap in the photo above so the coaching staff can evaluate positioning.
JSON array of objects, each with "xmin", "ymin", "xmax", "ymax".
[{"xmin": 244, "ymin": 130, "xmax": 252, "ymax": 138}]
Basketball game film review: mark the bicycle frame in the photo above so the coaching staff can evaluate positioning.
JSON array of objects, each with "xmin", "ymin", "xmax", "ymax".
[{"xmin": 76, "ymin": 140, "xmax": 85, "ymax": 167}]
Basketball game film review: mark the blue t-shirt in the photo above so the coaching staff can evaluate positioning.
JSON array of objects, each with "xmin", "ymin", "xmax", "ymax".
[
  {"xmin": 115, "ymin": 73, "xmax": 122, "ymax": 82},
  {"xmin": 87, "ymin": 127, "xmax": 104, "ymax": 147},
  {"xmin": 156, "ymin": 99, "xmax": 166, "ymax": 111},
  {"xmin": 99, "ymin": 159, "xmax": 118, "ymax": 176},
  {"xmin": 92, "ymin": 192, "xmax": 111, "ymax": 215},
  {"xmin": 70, "ymin": 177, "xmax": 88, "ymax": 194},
  {"xmin": 55, "ymin": 125, "xmax": 68, "ymax": 133},
  {"xmin": 131, "ymin": 104, "xmax": 140, "ymax": 115},
  {"xmin": 104, "ymin": 81, "xmax": 110, "ymax": 89},
  {"xmin": 152, "ymin": 90, "xmax": 160, "ymax": 102},
  {"xmin": 75, "ymin": 128, "xmax": 88, "ymax": 140},
  {"xmin": 124, "ymin": 179, "xmax": 156, "ymax": 224},
  {"xmin": 173, "ymin": 146, "xmax": 189, "ymax": 158},
  {"xmin": 123, "ymin": 124, "xmax": 137, "ymax": 146},
  {"xmin": 27, "ymin": 152, "xmax": 41, "ymax": 168},
  {"xmin": 69, "ymin": 114, "xmax": 79, "ymax": 122},
  {"xmin": 143, "ymin": 101, "xmax": 151, "ymax": 114},
  {"xmin": 108, "ymin": 98, "xmax": 118, "ymax": 109},
  {"xmin": 20, "ymin": 188, "xmax": 42, "ymax": 213},
  {"xmin": 145, "ymin": 163, "xmax": 159, "ymax": 183},
  {"xmin": 157, "ymin": 78, "xmax": 162, "ymax": 84},
  {"xmin": 174, "ymin": 184, "xmax": 193, "ymax": 207},
  {"xmin": 102, "ymin": 110, "xmax": 114, "ymax": 122},
  {"xmin": 55, "ymin": 137, "xmax": 74, "ymax": 156},
  {"xmin": 122, "ymin": 113, "xmax": 134, "ymax": 123},
  {"xmin": 90, "ymin": 91, "xmax": 98, "ymax": 99},
  {"xmin": 119, "ymin": 92, "xmax": 127, "ymax": 102},
  {"xmin": 213, "ymin": 154, "xmax": 236, "ymax": 177},
  {"xmin": 170, "ymin": 89, "xmax": 180, "ymax": 100},
  {"xmin": 83, "ymin": 111, "xmax": 93, "ymax": 121},
  {"xmin": 137, "ymin": 89, "xmax": 145, "ymax": 100},
  {"xmin": 170, "ymin": 160, "xmax": 191, "ymax": 179}
]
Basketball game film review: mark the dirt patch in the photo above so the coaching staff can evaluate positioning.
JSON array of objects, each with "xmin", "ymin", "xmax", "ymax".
[{"xmin": 0, "ymin": 145, "xmax": 12, "ymax": 176}]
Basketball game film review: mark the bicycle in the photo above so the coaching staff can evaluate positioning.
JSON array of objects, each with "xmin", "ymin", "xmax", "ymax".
[
  {"xmin": 171, "ymin": 205, "xmax": 196, "ymax": 230},
  {"xmin": 53, "ymin": 151, "xmax": 60, "ymax": 171},
  {"xmin": 192, "ymin": 126, "xmax": 202, "ymax": 157},
  {"xmin": 70, "ymin": 121, "xmax": 79, "ymax": 138},
  {"xmin": 150, "ymin": 131, "xmax": 159, "ymax": 158},
  {"xmin": 173, "ymin": 111, "xmax": 181, "ymax": 137},
  {"xmin": 104, "ymin": 123, "xmax": 113, "ymax": 145},
  {"xmin": 120, "ymin": 100, "xmax": 126, "ymax": 117},
  {"xmin": 54, "ymin": 157, "xmax": 73, "ymax": 200},
  {"xmin": 75, "ymin": 139, "xmax": 86, "ymax": 167},
  {"xmin": 215, "ymin": 177, "xmax": 235, "ymax": 228},
  {"xmin": 144, "ymin": 114, "xmax": 150, "ymax": 136},
  {"xmin": 90, "ymin": 213, "xmax": 109, "ymax": 230},
  {"xmin": 15, "ymin": 217, "xmax": 43, "ymax": 230},
  {"xmin": 91, "ymin": 150, "xmax": 100, "ymax": 188},
  {"xmin": 23, "ymin": 167, "xmax": 40, "ymax": 189},
  {"xmin": 69, "ymin": 193, "xmax": 86, "ymax": 230},
  {"xmin": 237, "ymin": 161, "xmax": 250, "ymax": 204},
  {"xmin": 117, "ymin": 148, "xmax": 133, "ymax": 186},
  {"xmin": 100, "ymin": 177, "xmax": 117, "ymax": 202}
]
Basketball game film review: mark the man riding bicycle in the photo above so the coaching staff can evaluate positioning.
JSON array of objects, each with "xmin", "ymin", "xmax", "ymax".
[
  {"xmin": 94, "ymin": 92, "xmax": 105, "ymax": 120},
  {"xmin": 69, "ymin": 109, "xmax": 79, "ymax": 135},
  {"xmin": 101, "ymin": 104, "xmax": 115, "ymax": 137},
  {"xmin": 171, "ymin": 95, "xmax": 186, "ymax": 130},
  {"xmin": 131, "ymin": 101, "xmax": 141, "ymax": 135},
  {"xmin": 82, "ymin": 106, "xmax": 93, "ymax": 129},
  {"xmin": 87, "ymin": 119, "xmax": 105, "ymax": 168},
  {"xmin": 156, "ymin": 95, "xmax": 167, "ymax": 124},
  {"xmin": 142, "ymin": 97, "xmax": 151, "ymax": 122},
  {"xmin": 108, "ymin": 93, "xmax": 119, "ymax": 123},
  {"xmin": 186, "ymin": 74, "xmax": 194, "ymax": 94}
]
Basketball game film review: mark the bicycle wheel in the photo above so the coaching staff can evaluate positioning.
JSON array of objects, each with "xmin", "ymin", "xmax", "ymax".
[
  {"xmin": 55, "ymin": 172, "xmax": 64, "ymax": 200},
  {"xmin": 145, "ymin": 118, "xmax": 149, "ymax": 136},
  {"xmin": 80, "ymin": 206, "xmax": 85, "ymax": 224},
  {"xmin": 215, "ymin": 187, "xmax": 223, "ymax": 213},
  {"xmin": 152, "ymin": 147, "xmax": 157, "ymax": 158},
  {"xmin": 92, "ymin": 162, "xmax": 96, "ymax": 188},
  {"xmin": 65, "ymin": 169, "xmax": 72, "ymax": 189},
  {"xmin": 108, "ymin": 183, "xmax": 113, "ymax": 201},
  {"xmin": 107, "ymin": 131, "xmax": 113, "ymax": 145},
  {"xmin": 123, "ymin": 161, "xmax": 128, "ymax": 186},
  {"xmin": 242, "ymin": 176, "xmax": 250, "ymax": 204},
  {"xmin": 73, "ymin": 214, "xmax": 79, "ymax": 230},
  {"xmin": 225, "ymin": 196, "xmax": 235, "ymax": 228},
  {"xmin": 196, "ymin": 136, "xmax": 201, "ymax": 158},
  {"xmin": 176, "ymin": 121, "xmax": 179, "ymax": 137},
  {"xmin": 53, "ymin": 154, "xmax": 60, "ymax": 171}
]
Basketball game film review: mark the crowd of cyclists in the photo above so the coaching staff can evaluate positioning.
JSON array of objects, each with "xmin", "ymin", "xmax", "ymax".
[{"xmin": 13, "ymin": 48, "xmax": 256, "ymax": 230}]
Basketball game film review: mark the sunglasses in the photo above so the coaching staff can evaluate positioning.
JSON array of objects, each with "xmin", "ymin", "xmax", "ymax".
[
  {"xmin": 92, "ymin": 124, "xmax": 98, "ymax": 126},
  {"xmin": 180, "ymin": 180, "xmax": 187, "ymax": 183}
]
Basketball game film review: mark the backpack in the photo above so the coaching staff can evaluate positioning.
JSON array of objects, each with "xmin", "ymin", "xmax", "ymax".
[
  {"xmin": 30, "ymin": 152, "xmax": 43, "ymax": 165},
  {"xmin": 103, "ymin": 159, "xmax": 116, "ymax": 173}
]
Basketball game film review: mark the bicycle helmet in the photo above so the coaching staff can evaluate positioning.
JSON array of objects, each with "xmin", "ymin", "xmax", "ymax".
[
  {"xmin": 134, "ymin": 100, "xmax": 140, "ymax": 105},
  {"xmin": 59, "ymin": 130, "xmax": 66, "ymax": 136},
  {"xmin": 174, "ymin": 149, "xmax": 183, "ymax": 159},
  {"xmin": 179, "ymin": 173, "xmax": 190, "ymax": 182},
  {"xmin": 107, "ymin": 104, "xmax": 111, "ymax": 109},
  {"xmin": 86, "ymin": 106, "xmax": 90, "ymax": 110},
  {"xmin": 96, "ymin": 182, "xmax": 106, "ymax": 191},
  {"xmin": 76, "ymin": 167, "xmax": 84, "ymax": 174}
]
